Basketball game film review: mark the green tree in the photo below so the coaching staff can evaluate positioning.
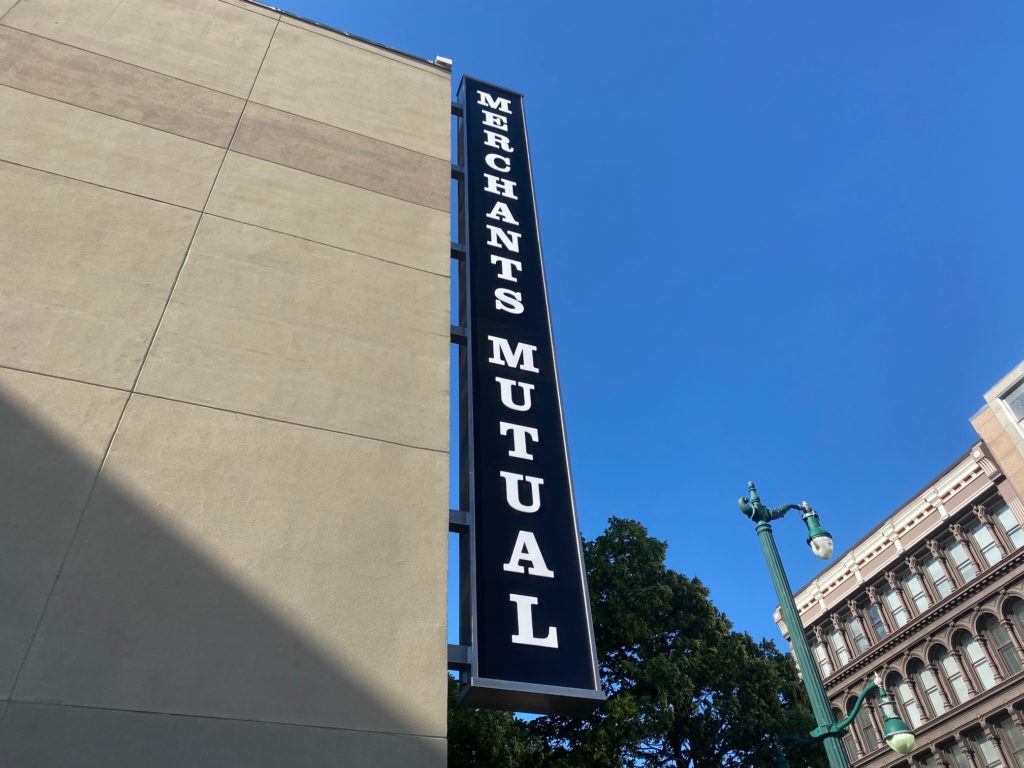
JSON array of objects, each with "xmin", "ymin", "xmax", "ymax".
[
  {"xmin": 530, "ymin": 517, "xmax": 828, "ymax": 768},
  {"xmin": 447, "ymin": 675, "xmax": 548, "ymax": 768}
]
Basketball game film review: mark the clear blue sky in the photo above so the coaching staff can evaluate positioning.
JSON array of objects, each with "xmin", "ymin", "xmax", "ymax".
[{"xmin": 272, "ymin": 0, "xmax": 1023, "ymax": 647}]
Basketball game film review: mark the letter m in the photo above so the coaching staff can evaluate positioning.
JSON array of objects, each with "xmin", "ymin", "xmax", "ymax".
[
  {"xmin": 487, "ymin": 336, "xmax": 539, "ymax": 373},
  {"xmin": 476, "ymin": 90, "xmax": 512, "ymax": 114}
]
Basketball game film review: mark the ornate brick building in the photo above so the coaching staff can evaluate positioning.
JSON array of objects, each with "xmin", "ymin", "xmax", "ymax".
[{"xmin": 780, "ymin": 362, "xmax": 1024, "ymax": 767}]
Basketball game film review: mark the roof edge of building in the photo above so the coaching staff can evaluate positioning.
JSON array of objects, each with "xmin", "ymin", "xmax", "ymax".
[
  {"xmin": 242, "ymin": 0, "xmax": 452, "ymax": 71},
  {"xmin": 790, "ymin": 447, "xmax": 977, "ymax": 600}
]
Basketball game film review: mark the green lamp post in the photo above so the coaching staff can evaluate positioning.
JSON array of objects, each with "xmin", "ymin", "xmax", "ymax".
[
  {"xmin": 772, "ymin": 677, "xmax": 916, "ymax": 765},
  {"xmin": 738, "ymin": 481, "xmax": 848, "ymax": 768}
]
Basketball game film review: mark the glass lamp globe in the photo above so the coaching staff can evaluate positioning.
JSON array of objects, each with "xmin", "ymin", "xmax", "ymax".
[
  {"xmin": 808, "ymin": 534, "xmax": 834, "ymax": 560},
  {"xmin": 885, "ymin": 728, "xmax": 916, "ymax": 755},
  {"xmin": 879, "ymin": 689, "xmax": 916, "ymax": 755}
]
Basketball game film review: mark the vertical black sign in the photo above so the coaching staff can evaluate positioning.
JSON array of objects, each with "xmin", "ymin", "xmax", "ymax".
[{"xmin": 456, "ymin": 77, "xmax": 604, "ymax": 715}]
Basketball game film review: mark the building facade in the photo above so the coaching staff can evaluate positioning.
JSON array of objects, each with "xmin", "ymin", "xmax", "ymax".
[
  {"xmin": 0, "ymin": 0, "xmax": 452, "ymax": 764},
  {"xmin": 781, "ymin": 362, "xmax": 1024, "ymax": 767}
]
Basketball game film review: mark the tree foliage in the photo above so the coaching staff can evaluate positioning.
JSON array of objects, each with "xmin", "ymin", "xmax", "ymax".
[
  {"xmin": 450, "ymin": 517, "xmax": 829, "ymax": 768},
  {"xmin": 447, "ymin": 675, "xmax": 548, "ymax": 768}
]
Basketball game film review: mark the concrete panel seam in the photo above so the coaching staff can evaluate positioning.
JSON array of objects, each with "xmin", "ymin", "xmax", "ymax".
[
  {"xmin": 218, "ymin": 0, "xmax": 279, "ymax": 20},
  {"xmin": 202, "ymin": 211, "xmax": 450, "ymax": 279},
  {"xmin": 0, "ymin": 158, "xmax": 450, "ymax": 280},
  {"xmin": 4, "ymin": 391, "xmax": 134, "ymax": 710},
  {"xmin": 0, "ymin": 23, "xmax": 251, "ymax": 103},
  {"xmin": 0, "ymin": 364, "xmax": 132, "ymax": 397},
  {"xmin": 129, "ymin": 16, "xmax": 282, "ymax": 392},
  {"xmin": 0, "ymin": 158, "xmax": 204, "ymax": 213},
  {"xmin": 0, "ymin": 81, "xmax": 232, "ymax": 153},
  {"xmin": 245, "ymin": 97, "xmax": 455, "ymax": 168},
  {"xmin": 4, "ymin": 699, "xmax": 448, "ymax": 743},
  {"xmin": 129, "ymin": 391, "xmax": 450, "ymax": 456},
  {"xmin": 0, "ymin": 0, "xmax": 19, "ymax": 24},
  {"xmin": 228, "ymin": 147, "xmax": 448, "ymax": 213}
]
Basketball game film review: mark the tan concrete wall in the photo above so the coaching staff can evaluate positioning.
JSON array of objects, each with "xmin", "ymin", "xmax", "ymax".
[
  {"xmin": 0, "ymin": 1, "xmax": 451, "ymax": 764},
  {"xmin": 972, "ymin": 362, "xmax": 1024, "ymax": 503}
]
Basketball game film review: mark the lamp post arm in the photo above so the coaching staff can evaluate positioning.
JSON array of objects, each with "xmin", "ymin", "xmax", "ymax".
[
  {"xmin": 827, "ymin": 681, "xmax": 878, "ymax": 737},
  {"xmin": 738, "ymin": 481, "xmax": 805, "ymax": 523}
]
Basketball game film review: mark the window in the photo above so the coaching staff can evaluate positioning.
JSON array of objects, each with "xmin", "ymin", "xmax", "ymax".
[
  {"xmin": 884, "ymin": 586, "xmax": 909, "ymax": 627},
  {"xmin": 948, "ymin": 539, "xmax": 977, "ymax": 582},
  {"xmin": 905, "ymin": 572, "xmax": 931, "ymax": 612},
  {"xmin": 813, "ymin": 641, "xmax": 834, "ymax": 677},
  {"xmin": 866, "ymin": 601, "xmax": 888, "ymax": 640},
  {"xmin": 957, "ymin": 631, "xmax": 997, "ymax": 690},
  {"xmin": 836, "ymin": 706, "xmax": 858, "ymax": 758},
  {"xmin": 981, "ymin": 614, "xmax": 1022, "ymax": 676},
  {"xmin": 1009, "ymin": 600, "xmax": 1024, "ymax": 643},
  {"xmin": 910, "ymin": 659, "xmax": 945, "ymax": 716},
  {"xmin": 934, "ymin": 646, "xmax": 969, "ymax": 704},
  {"xmin": 916, "ymin": 754, "xmax": 942, "ymax": 768},
  {"xmin": 846, "ymin": 614, "xmax": 869, "ymax": 653},
  {"xmin": 1005, "ymin": 381, "xmax": 1024, "ymax": 424},
  {"xmin": 974, "ymin": 729, "xmax": 1006, "ymax": 768},
  {"xmin": 891, "ymin": 673, "xmax": 924, "ymax": 728},
  {"xmin": 856, "ymin": 702, "xmax": 879, "ymax": 754},
  {"xmin": 830, "ymin": 627, "xmax": 851, "ymax": 665},
  {"xmin": 946, "ymin": 741, "xmax": 973, "ymax": 768},
  {"xmin": 995, "ymin": 715, "xmax": 1024, "ymax": 768},
  {"xmin": 994, "ymin": 503, "xmax": 1024, "ymax": 550},
  {"xmin": 971, "ymin": 520, "xmax": 1003, "ymax": 567},
  {"xmin": 924, "ymin": 555, "xmax": 953, "ymax": 598}
]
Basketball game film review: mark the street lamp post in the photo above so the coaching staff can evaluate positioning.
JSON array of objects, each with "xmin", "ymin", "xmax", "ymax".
[
  {"xmin": 772, "ymin": 678, "xmax": 916, "ymax": 766},
  {"xmin": 738, "ymin": 481, "xmax": 849, "ymax": 768}
]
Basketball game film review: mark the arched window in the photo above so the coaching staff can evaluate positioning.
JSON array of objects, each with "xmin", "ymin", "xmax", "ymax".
[
  {"xmin": 980, "ymin": 614, "xmax": 1022, "ymax": 677},
  {"xmin": 993, "ymin": 503, "xmax": 1024, "ymax": 550},
  {"xmin": 909, "ymin": 659, "xmax": 945, "ymax": 716},
  {"xmin": 932, "ymin": 646, "xmax": 969, "ymax": 705},
  {"xmin": 955, "ymin": 630, "xmax": 997, "ymax": 691},
  {"xmin": 1007, "ymin": 599, "xmax": 1024, "ymax": 655},
  {"xmin": 889, "ymin": 672, "xmax": 924, "ymax": 728},
  {"xmin": 836, "ymin": 705, "xmax": 858, "ymax": 759},
  {"xmin": 854, "ymin": 697, "xmax": 879, "ymax": 754}
]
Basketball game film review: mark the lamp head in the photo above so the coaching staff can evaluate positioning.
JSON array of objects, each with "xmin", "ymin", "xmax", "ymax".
[
  {"xmin": 801, "ymin": 503, "xmax": 834, "ymax": 560},
  {"xmin": 877, "ymin": 688, "xmax": 916, "ymax": 755}
]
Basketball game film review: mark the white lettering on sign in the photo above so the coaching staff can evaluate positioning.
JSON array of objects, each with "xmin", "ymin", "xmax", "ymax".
[
  {"xmin": 475, "ymin": 88, "xmax": 563, "ymax": 654},
  {"xmin": 503, "ymin": 530, "xmax": 555, "ymax": 578},
  {"xmin": 483, "ymin": 129, "xmax": 514, "ymax": 153},
  {"xmin": 483, "ymin": 173, "xmax": 518, "ymax": 200},
  {"xmin": 487, "ymin": 335, "xmax": 539, "ymax": 373},
  {"xmin": 509, "ymin": 594, "xmax": 558, "ymax": 648},
  {"xmin": 485, "ymin": 224, "xmax": 522, "ymax": 253},
  {"xmin": 489, "ymin": 254, "xmax": 522, "ymax": 281},
  {"xmin": 485, "ymin": 153, "xmax": 512, "ymax": 173},
  {"xmin": 499, "ymin": 422, "xmax": 539, "ymax": 460},
  {"xmin": 494, "ymin": 287, "xmax": 524, "ymax": 314},
  {"xmin": 486, "ymin": 201, "xmax": 519, "ymax": 226},
  {"xmin": 481, "ymin": 110, "xmax": 509, "ymax": 131},
  {"xmin": 498, "ymin": 471, "xmax": 543, "ymax": 513},
  {"xmin": 494, "ymin": 377, "xmax": 534, "ymax": 412}
]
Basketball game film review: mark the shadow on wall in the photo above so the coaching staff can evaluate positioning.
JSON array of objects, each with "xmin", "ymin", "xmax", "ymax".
[{"xmin": 0, "ymin": 378, "xmax": 445, "ymax": 767}]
